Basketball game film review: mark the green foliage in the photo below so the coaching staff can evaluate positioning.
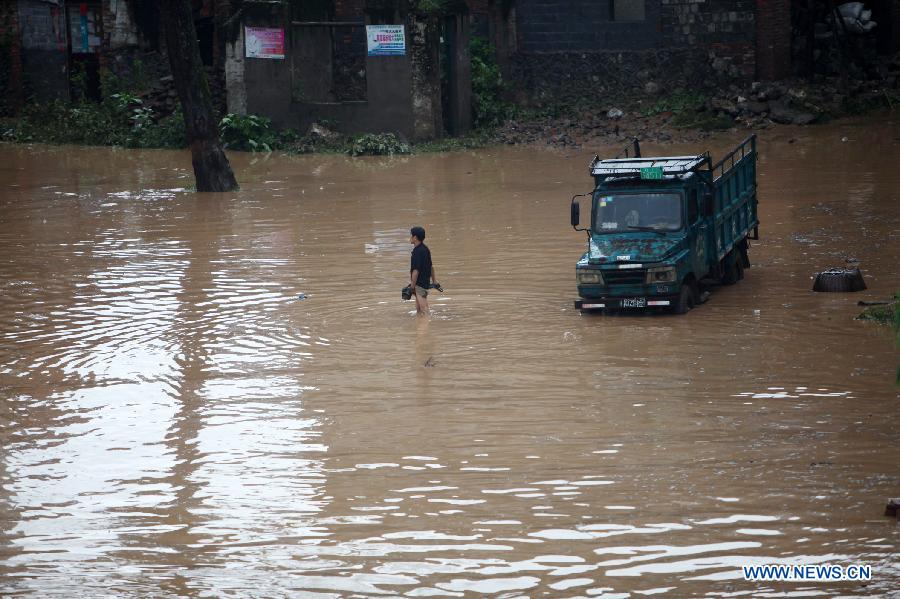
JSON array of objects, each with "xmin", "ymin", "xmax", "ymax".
[
  {"xmin": 841, "ymin": 90, "xmax": 899, "ymax": 116},
  {"xmin": 219, "ymin": 113, "xmax": 276, "ymax": 152},
  {"xmin": 670, "ymin": 110, "xmax": 733, "ymax": 131},
  {"xmin": 470, "ymin": 37, "xmax": 515, "ymax": 129},
  {"xmin": 132, "ymin": 108, "xmax": 186, "ymax": 148},
  {"xmin": 5, "ymin": 96, "xmax": 185, "ymax": 149},
  {"xmin": 857, "ymin": 293, "xmax": 900, "ymax": 384},
  {"xmin": 857, "ymin": 297, "xmax": 898, "ymax": 325},
  {"xmin": 643, "ymin": 92, "xmax": 707, "ymax": 117},
  {"xmin": 348, "ymin": 132, "xmax": 410, "ymax": 156},
  {"xmin": 416, "ymin": 0, "xmax": 451, "ymax": 14},
  {"xmin": 643, "ymin": 91, "xmax": 732, "ymax": 130},
  {"xmin": 413, "ymin": 132, "xmax": 491, "ymax": 153}
]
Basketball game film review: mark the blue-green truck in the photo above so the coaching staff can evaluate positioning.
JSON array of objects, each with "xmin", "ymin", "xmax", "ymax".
[{"xmin": 570, "ymin": 136, "xmax": 759, "ymax": 313}]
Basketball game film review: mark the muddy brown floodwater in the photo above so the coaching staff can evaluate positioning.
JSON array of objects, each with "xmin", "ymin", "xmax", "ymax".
[{"xmin": 1, "ymin": 119, "xmax": 899, "ymax": 597}]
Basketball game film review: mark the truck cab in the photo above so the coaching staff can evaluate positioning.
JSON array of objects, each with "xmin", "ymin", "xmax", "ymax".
[{"xmin": 571, "ymin": 137, "xmax": 758, "ymax": 313}]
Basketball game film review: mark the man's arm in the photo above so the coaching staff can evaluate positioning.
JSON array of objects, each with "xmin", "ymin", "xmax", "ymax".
[
  {"xmin": 410, "ymin": 269, "xmax": 419, "ymax": 291},
  {"xmin": 430, "ymin": 266, "xmax": 437, "ymax": 284}
]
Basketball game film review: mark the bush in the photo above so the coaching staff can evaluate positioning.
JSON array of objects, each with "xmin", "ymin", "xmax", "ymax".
[
  {"xmin": 219, "ymin": 113, "xmax": 277, "ymax": 152},
  {"xmin": 6, "ymin": 95, "xmax": 186, "ymax": 149},
  {"xmin": 470, "ymin": 37, "xmax": 515, "ymax": 129},
  {"xmin": 132, "ymin": 108, "xmax": 186, "ymax": 149},
  {"xmin": 643, "ymin": 92, "xmax": 707, "ymax": 117},
  {"xmin": 348, "ymin": 132, "xmax": 410, "ymax": 156}
]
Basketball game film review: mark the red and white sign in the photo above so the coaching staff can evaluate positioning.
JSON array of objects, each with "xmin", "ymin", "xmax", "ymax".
[{"xmin": 245, "ymin": 27, "xmax": 285, "ymax": 60}]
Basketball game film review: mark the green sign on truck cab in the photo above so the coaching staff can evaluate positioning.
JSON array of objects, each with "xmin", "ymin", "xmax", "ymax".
[{"xmin": 570, "ymin": 136, "xmax": 759, "ymax": 314}]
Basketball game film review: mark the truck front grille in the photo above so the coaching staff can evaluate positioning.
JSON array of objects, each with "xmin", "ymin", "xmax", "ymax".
[{"xmin": 604, "ymin": 269, "xmax": 646, "ymax": 285}]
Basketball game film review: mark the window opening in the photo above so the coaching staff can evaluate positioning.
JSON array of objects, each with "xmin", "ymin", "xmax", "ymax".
[{"xmin": 611, "ymin": 0, "xmax": 645, "ymax": 22}]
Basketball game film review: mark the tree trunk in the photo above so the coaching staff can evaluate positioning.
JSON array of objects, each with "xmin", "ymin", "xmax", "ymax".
[{"xmin": 160, "ymin": 0, "xmax": 238, "ymax": 192}]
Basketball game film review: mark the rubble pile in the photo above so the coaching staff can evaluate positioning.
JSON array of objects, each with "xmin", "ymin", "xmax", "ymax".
[{"xmin": 493, "ymin": 52, "xmax": 900, "ymax": 149}]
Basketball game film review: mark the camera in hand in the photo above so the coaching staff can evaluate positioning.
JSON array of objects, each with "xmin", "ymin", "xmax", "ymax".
[{"xmin": 401, "ymin": 282, "xmax": 443, "ymax": 300}]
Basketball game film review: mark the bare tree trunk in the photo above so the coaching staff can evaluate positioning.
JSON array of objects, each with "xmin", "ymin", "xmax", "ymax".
[{"xmin": 160, "ymin": 0, "xmax": 238, "ymax": 192}]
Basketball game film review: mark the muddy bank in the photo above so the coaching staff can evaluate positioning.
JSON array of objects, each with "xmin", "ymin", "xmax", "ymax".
[{"xmin": 492, "ymin": 72, "xmax": 900, "ymax": 149}]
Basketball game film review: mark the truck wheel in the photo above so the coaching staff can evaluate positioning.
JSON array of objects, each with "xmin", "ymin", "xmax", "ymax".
[
  {"xmin": 672, "ymin": 284, "xmax": 694, "ymax": 314},
  {"xmin": 739, "ymin": 245, "xmax": 750, "ymax": 269},
  {"xmin": 721, "ymin": 252, "xmax": 740, "ymax": 285}
]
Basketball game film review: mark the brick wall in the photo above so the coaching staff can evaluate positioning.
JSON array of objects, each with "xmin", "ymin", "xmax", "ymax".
[
  {"xmin": 660, "ymin": 0, "xmax": 756, "ymax": 77},
  {"xmin": 515, "ymin": 0, "xmax": 663, "ymax": 52},
  {"xmin": 755, "ymin": 0, "xmax": 790, "ymax": 80}
]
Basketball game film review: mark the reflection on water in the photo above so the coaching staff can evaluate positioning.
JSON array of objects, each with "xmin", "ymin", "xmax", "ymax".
[{"xmin": 1, "ymin": 120, "xmax": 899, "ymax": 596}]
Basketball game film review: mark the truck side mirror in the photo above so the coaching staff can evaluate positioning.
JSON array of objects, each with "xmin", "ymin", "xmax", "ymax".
[
  {"xmin": 703, "ymin": 192, "xmax": 715, "ymax": 217},
  {"xmin": 570, "ymin": 200, "xmax": 580, "ymax": 228}
]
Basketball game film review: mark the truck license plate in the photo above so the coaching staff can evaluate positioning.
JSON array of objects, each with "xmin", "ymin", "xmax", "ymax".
[{"xmin": 621, "ymin": 297, "xmax": 646, "ymax": 308}]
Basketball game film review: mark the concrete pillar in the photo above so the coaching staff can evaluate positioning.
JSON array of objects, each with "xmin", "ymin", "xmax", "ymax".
[
  {"xmin": 755, "ymin": 0, "xmax": 791, "ymax": 80},
  {"xmin": 408, "ymin": 13, "xmax": 442, "ymax": 140},
  {"xmin": 105, "ymin": 0, "xmax": 138, "ymax": 49},
  {"xmin": 224, "ymin": 26, "xmax": 247, "ymax": 115}
]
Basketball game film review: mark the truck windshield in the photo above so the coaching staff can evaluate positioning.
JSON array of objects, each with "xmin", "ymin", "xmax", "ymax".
[{"xmin": 592, "ymin": 192, "xmax": 683, "ymax": 233}]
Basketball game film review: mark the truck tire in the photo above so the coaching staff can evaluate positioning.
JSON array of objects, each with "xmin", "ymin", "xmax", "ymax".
[
  {"xmin": 721, "ymin": 252, "xmax": 740, "ymax": 285},
  {"xmin": 739, "ymin": 244, "xmax": 750, "ymax": 269},
  {"xmin": 672, "ymin": 283, "xmax": 695, "ymax": 314}
]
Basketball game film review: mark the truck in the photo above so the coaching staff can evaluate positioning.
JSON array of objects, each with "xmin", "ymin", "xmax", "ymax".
[{"xmin": 570, "ymin": 136, "xmax": 759, "ymax": 314}]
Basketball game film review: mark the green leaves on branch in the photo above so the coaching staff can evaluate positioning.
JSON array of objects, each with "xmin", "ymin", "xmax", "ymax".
[
  {"xmin": 4, "ymin": 96, "xmax": 186, "ymax": 148},
  {"xmin": 470, "ymin": 37, "xmax": 515, "ymax": 130},
  {"xmin": 348, "ymin": 132, "xmax": 410, "ymax": 156},
  {"xmin": 219, "ymin": 113, "xmax": 276, "ymax": 152}
]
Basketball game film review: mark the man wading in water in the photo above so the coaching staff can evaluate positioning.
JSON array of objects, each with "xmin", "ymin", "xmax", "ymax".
[{"xmin": 409, "ymin": 226, "xmax": 438, "ymax": 316}]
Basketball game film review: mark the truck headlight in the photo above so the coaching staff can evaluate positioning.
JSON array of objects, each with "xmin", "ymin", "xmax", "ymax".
[
  {"xmin": 577, "ymin": 270, "xmax": 604, "ymax": 285},
  {"xmin": 646, "ymin": 266, "xmax": 677, "ymax": 284}
]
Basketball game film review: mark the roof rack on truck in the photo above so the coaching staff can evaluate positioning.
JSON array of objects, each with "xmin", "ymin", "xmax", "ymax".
[
  {"xmin": 588, "ymin": 154, "xmax": 711, "ymax": 181},
  {"xmin": 588, "ymin": 137, "xmax": 714, "ymax": 183}
]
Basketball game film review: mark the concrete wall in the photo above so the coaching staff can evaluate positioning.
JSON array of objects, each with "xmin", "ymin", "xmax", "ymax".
[
  {"xmin": 103, "ymin": 0, "xmax": 138, "ymax": 49},
  {"xmin": 17, "ymin": 0, "xmax": 69, "ymax": 102},
  {"xmin": 226, "ymin": 4, "xmax": 456, "ymax": 140},
  {"xmin": 515, "ymin": 0, "xmax": 663, "ymax": 52}
]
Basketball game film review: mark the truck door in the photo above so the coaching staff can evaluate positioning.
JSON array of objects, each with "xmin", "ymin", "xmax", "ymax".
[{"xmin": 686, "ymin": 188, "xmax": 709, "ymax": 278}]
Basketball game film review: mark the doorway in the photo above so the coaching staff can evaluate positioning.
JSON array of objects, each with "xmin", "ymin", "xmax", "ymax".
[{"xmin": 65, "ymin": 1, "xmax": 102, "ymax": 101}]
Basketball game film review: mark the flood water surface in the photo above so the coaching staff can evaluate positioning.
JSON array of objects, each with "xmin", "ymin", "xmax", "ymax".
[{"xmin": 1, "ymin": 121, "xmax": 899, "ymax": 597}]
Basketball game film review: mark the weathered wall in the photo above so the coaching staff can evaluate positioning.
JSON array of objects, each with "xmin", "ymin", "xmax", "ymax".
[
  {"xmin": 661, "ymin": 0, "xmax": 756, "ymax": 77},
  {"xmin": 226, "ymin": 2, "xmax": 453, "ymax": 139},
  {"xmin": 239, "ymin": 2, "xmax": 293, "ymax": 123},
  {"xmin": 507, "ymin": 47, "xmax": 715, "ymax": 106},
  {"xmin": 504, "ymin": 0, "xmax": 763, "ymax": 104},
  {"xmin": 408, "ymin": 13, "xmax": 441, "ymax": 139},
  {"xmin": 755, "ymin": 0, "xmax": 791, "ymax": 80},
  {"xmin": 514, "ymin": 0, "xmax": 663, "ymax": 52},
  {"xmin": 224, "ymin": 27, "xmax": 247, "ymax": 115},
  {"xmin": 103, "ymin": 0, "xmax": 138, "ymax": 49},
  {"xmin": 1, "ymin": 0, "xmax": 24, "ymax": 114},
  {"xmin": 16, "ymin": 0, "xmax": 69, "ymax": 102}
]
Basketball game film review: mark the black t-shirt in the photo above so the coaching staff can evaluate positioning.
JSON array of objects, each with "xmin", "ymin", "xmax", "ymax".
[{"xmin": 410, "ymin": 243, "xmax": 432, "ymax": 288}]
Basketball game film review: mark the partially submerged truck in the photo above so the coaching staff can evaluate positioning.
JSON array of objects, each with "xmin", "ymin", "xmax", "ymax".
[{"xmin": 570, "ymin": 136, "xmax": 759, "ymax": 313}]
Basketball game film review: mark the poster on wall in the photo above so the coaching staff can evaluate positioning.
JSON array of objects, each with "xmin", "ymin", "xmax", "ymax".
[
  {"xmin": 245, "ymin": 27, "xmax": 285, "ymax": 59},
  {"xmin": 366, "ymin": 25, "xmax": 405, "ymax": 56}
]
